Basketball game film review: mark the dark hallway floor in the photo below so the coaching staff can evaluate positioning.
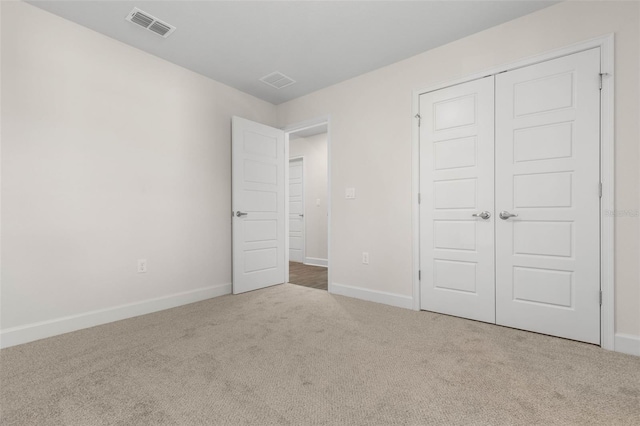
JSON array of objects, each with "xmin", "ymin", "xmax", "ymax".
[{"xmin": 288, "ymin": 261, "xmax": 328, "ymax": 290}]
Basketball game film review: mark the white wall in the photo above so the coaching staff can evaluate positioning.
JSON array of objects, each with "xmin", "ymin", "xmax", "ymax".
[
  {"xmin": 290, "ymin": 133, "xmax": 328, "ymax": 263},
  {"xmin": 276, "ymin": 1, "xmax": 640, "ymax": 342},
  {"xmin": 0, "ymin": 2, "xmax": 276, "ymax": 346}
]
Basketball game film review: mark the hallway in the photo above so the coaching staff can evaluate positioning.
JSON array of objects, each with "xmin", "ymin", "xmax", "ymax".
[{"xmin": 288, "ymin": 261, "xmax": 327, "ymax": 291}]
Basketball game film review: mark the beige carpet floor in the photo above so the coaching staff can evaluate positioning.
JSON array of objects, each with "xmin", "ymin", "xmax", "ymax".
[{"xmin": 1, "ymin": 283, "xmax": 639, "ymax": 425}]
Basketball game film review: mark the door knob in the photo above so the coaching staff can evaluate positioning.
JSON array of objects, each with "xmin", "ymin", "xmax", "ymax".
[
  {"xmin": 236, "ymin": 211, "xmax": 248, "ymax": 217},
  {"xmin": 499, "ymin": 211, "xmax": 518, "ymax": 220},
  {"xmin": 299, "ymin": 214, "xmax": 304, "ymax": 217},
  {"xmin": 472, "ymin": 211, "xmax": 491, "ymax": 220}
]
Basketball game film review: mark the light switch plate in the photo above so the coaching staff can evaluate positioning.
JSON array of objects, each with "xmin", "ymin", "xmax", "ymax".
[{"xmin": 346, "ymin": 188, "xmax": 356, "ymax": 199}]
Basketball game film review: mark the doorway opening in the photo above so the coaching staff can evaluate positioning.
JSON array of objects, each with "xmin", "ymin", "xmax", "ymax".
[{"xmin": 285, "ymin": 120, "xmax": 330, "ymax": 291}]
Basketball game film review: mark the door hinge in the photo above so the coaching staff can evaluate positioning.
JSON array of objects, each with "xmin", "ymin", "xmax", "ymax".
[
  {"xmin": 415, "ymin": 113, "xmax": 421, "ymax": 127},
  {"xmin": 599, "ymin": 290, "xmax": 603, "ymax": 306},
  {"xmin": 599, "ymin": 73, "xmax": 609, "ymax": 90},
  {"xmin": 418, "ymin": 193, "xmax": 421, "ymax": 204},
  {"xmin": 599, "ymin": 182, "xmax": 603, "ymax": 198},
  {"xmin": 418, "ymin": 270, "xmax": 421, "ymax": 280}
]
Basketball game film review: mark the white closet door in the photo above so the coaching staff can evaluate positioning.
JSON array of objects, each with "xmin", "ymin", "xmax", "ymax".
[
  {"xmin": 419, "ymin": 77, "xmax": 496, "ymax": 323},
  {"xmin": 289, "ymin": 158, "xmax": 304, "ymax": 263},
  {"xmin": 495, "ymin": 48, "xmax": 601, "ymax": 344}
]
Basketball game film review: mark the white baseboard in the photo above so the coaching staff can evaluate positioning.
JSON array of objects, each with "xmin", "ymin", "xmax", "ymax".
[
  {"xmin": 0, "ymin": 283, "xmax": 231, "ymax": 349},
  {"xmin": 330, "ymin": 282, "xmax": 413, "ymax": 310},
  {"xmin": 304, "ymin": 257, "xmax": 328, "ymax": 267},
  {"xmin": 615, "ymin": 333, "xmax": 640, "ymax": 356}
]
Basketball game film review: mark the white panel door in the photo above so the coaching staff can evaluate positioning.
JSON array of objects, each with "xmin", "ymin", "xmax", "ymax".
[
  {"xmin": 289, "ymin": 158, "xmax": 305, "ymax": 263},
  {"xmin": 232, "ymin": 116, "xmax": 285, "ymax": 294},
  {"xmin": 420, "ymin": 76, "xmax": 496, "ymax": 323},
  {"xmin": 495, "ymin": 48, "xmax": 601, "ymax": 344}
]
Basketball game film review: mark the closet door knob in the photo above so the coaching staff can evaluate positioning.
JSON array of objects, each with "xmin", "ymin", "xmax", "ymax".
[
  {"xmin": 472, "ymin": 211, "xmax": 491, "ymax": 220},
  {"xmin": 499, "ymin": 211, "xmax": 518, "ymax": 220}
]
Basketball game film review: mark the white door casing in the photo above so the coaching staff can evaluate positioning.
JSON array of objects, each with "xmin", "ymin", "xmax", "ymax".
[
  {"xmin": 419, "ymin": 76, "xmax": 496, "ymax": 323},
  {"xmin": 232, "ymin": 116, "xmax": 286, "ymax": 294},
  {"xmin": 495, "ymin": 48, "xmax": 601, "ymax": 344},
  {"xmin": 289, "ymin": 158, "xmax": 305, "ymax": 263}
]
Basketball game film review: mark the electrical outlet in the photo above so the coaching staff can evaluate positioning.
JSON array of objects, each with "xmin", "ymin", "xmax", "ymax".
[
  {"xmin": 316, "ymin": 198, "xmax": 321, "ymax": 207},
  {"xmin": 362, "ymin": 252, "xmax": 369, "ymax": 265},
  {"xmin": 137, "ymin": 259, "xmax": 147, "ymax": 273}
]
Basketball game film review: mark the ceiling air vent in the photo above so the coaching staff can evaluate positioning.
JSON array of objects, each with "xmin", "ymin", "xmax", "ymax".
[
  {"xmin": 259, "ymin": 72, "xmax": 296, "ymax": 89},
  {"xmin": 126, "ymin": 8, "xmax": 176, "ymax": 38}
]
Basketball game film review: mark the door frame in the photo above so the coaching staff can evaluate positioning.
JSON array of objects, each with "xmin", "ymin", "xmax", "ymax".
[
  {"xmin": 283, "ymin": 116, "xmax": 332, "ymax": 290},
  {"xmin": 288, "ymin": 156, "xmax": 306, "ymax": 263},
  {"xmin": 411, "ymin": 34, "xmax": 615, "ymax": 350}
]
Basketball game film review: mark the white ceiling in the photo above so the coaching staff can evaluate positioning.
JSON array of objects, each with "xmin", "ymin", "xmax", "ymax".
[{"xmin": 28, "ymin": 1, "xmax": 558, "ymax": 105}]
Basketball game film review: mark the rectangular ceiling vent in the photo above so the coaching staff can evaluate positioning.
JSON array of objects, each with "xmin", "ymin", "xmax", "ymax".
[
  {"xmin": 126, "ymin": 8, "xmax": 176, "ymax": 38},
  {"xmin": 259, "ymin": 72, "xmax": 296, "ymax": 89}
]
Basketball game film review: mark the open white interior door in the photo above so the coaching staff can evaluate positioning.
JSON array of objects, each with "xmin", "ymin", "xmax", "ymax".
[{"xmin": 232, "ymin": 116, "xmax": 286, "ymax": 294}]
